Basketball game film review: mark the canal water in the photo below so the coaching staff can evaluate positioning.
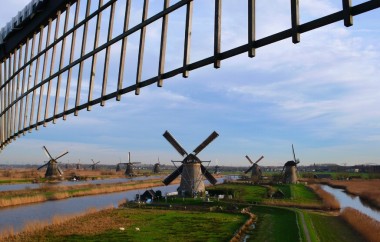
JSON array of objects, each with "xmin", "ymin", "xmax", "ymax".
[
  {"xmin": 0, "ymin": 176, "xmax": 164, "ymax": 192},
  {"xmin": 0, "ymin": 178, "xmax": 223, "ymax": 233},
  {"xmin": 321, "ymin": 185, "xmax": 380, "ymax": 222}
]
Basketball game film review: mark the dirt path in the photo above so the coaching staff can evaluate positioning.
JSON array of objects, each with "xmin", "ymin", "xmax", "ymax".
[{"xmin": 297, "ymin": 210, "xmax": 311, "ymax": 242}]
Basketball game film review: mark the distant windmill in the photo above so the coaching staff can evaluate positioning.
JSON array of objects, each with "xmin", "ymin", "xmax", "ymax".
[
  {"xmin": 37, "ymin": 146, "xmax": 68, "ymax": 178},
  {"xmin": 76, "ymin": 159, "xmax": 81, "ymax": 170},
  {"xmin": 162, "ymin": 130, "xmax": 219, "ymax": 197},
  {"xmin": 244, "ymin": 155, "xmax": 264, "ymax": 183},
  {"xmin": 117, "ymin": 152, "xmax": 141, "ymax": 176},
  {"xmin": 281, "ymin": 144, "xmax": 300, "ymax": 184},
  {"xmin": 213, "ymin": 159, "xmax": 220, "ymax": 174},
  {"xmin": 89, "ymin": 159, "xmax": 100, "ymax": 170},
  {"xmin": 153, "ymin": 157, "xmax": 160, "ymax": 173}
]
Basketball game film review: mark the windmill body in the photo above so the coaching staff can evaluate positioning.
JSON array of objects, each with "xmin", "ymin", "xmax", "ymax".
[
  {"xmin": 153, "ymin": 163, "xmax": 160, "ymax": 173},
  {"xmin": 250, "ymin": 164, "xmax": 262, "ymax": 183},
  {"xmin": 281, "ymin": 145, "xmax": 299, "ymax": 184},
  {"xmin": 244, "ymin": 155, "xmax": 264, "ymax": 183},
  {"xmin": 162, "ymin": 131, "xmax": 219, "ymax": 197},
  {"xmin": 38, "ymin": 146, "xmax": 68, "ymax": 178},
  {"xmin": 283, "ymin": 161, "xmax": 298, "ymax": 183}
]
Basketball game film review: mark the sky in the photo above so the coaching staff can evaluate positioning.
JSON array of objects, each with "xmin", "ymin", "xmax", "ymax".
[{"xmin": 0, "ymin": 0, "xmax": 379, "ymax": 167}]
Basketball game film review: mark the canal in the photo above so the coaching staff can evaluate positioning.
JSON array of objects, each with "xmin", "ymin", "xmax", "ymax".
[{"xmin": 321, "ymin": 185, "xmax": 380, "ymax": 222}]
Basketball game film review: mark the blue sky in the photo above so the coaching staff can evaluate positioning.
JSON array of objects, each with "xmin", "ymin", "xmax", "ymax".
[{"xmin": 0, "ymin": 0, "xmax": 379, "ymax": 167}]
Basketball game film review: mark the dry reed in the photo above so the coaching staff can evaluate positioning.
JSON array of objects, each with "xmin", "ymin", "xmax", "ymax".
[
  {"xmin": 340, "ymin": 207, "xmax": 380, "ymax": 242},
  {"xmin": 308, "ymin": 184, "xmax": 340, "ymax": 210},
  {"xmin": 0, "ymin": 207, "xmax": 101, "ymax": 241}
]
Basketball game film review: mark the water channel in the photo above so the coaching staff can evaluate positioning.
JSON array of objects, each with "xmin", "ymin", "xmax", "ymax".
[
  {"xmin": 0, "ymin": 178, "xmax": 223, "ymax": 233},
  {"xmin": 0, "ymin": 176, "xmax": 164, "ymax": 192},
  {"xmin": 321, "ymin": 185, "xmax": 380, "ymax": 222}
]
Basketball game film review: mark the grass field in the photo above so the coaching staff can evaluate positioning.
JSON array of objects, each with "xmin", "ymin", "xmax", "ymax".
[
  {"xmin": 7, "ymin": 208, "xmax": 247, "ymax": 242},
  {"xmin": 246, "ymin": 206, "xmax": 300, "ymax": 242},
  {"xmin": 207, "ymin": 183, "xmax": 322, "ymax": 208},
  {"xmin": 306, "ymin": 211, "xmax": 366, "ymax": 242}
]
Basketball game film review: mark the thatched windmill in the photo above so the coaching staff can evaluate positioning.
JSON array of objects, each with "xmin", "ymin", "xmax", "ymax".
[
  {"xmin": 37, "ymin": 146, "xmax": 68, "ymax": 178},
  {"xmin": 153, "ymin": 157, "xmax": 160, "ymax": 173},
  {"xmin": 281, "ymin": 144, "xmax": 300, "ymax": 184},
  {"xmin": 117, "ymin": 152, "xmax": 141, "ymax": 176},
  {"xmin": 162, "ymin": 130, "xmax": 219, "ymax": 197},
  {"xmin": 89, "ymin": 159, "xmax": 100, "ymax": 170},
  {"xmin": 244, "ymin": 155, "xmax": 264, "ymax": 183}
]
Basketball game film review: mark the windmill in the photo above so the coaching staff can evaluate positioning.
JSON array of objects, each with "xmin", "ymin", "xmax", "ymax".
[
  {"xmin": 153, "ymin": 157, "xmax": 160, "ymax": 173},
  {"xmin": 281, "ymin": 144, "xmax": 299, "ymax": 184},
  {"xmin": 162, "ymin": 130, "xmax": 219, "ymax": 197},
  {"xmin": 213, "ymin": 159, "xmax": 220, "ymax": 174},
  {"xmin": 117, "ymin": 152, "xmax": 141, "ymax": 176},
  {"xmin": 89, "ymin": 159, "xmax": 100, "ymax": 171},
  {"xmin": 37, "ymin": 146, "xmax": 68, "ymax": 178},
  {"xmin": 76, "ymin": 159, "xmax": 81, "ymax": 170},
  {"xmin": 244, "ymin": 155, "xmax": 264, "ymax": 183}
]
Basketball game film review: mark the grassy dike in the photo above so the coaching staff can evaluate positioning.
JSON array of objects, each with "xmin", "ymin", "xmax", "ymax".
[{"xmin": 0, "ymin": 178, "xmax": 178, "ymax": 208}]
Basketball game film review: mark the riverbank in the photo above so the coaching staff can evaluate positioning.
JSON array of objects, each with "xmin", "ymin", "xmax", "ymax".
[{"xmin": 0, "ymin": 178, "xmax": 179, "ymax": 208}]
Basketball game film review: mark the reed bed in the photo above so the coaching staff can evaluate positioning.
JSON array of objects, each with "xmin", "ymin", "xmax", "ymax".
[
  {"xmin": 308, "ymin": 184, "xmax": 340, "ymax": 210},
  {"xmin": 0, "ymin": 195, "xmax": 46, "ymax": 207},
  {"xmin": 340, "ymin": 207, "xmax": 380, "ymax": 242},
  {"xmin": 0, "ymin": 207, "xmax": 104, "ymax": 242}
]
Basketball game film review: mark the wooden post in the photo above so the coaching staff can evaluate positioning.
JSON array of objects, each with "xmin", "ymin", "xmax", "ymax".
[
  {"xmin": 248, "ymin": 0, "xmax": 255, "ymax": 57},
  {"xmin": 291, "ymin": 0, "xmax": 300, "ymax": 44},
  {"xmin": 158, "ymin": 0, "xmax": 170, "ymax": 87},
  {"xmin": 342, "ymin": 0, "xmax": 353, "ymax": 27},
  {"xmin": 182, "ymin": 1, "xmax": 193, "ymax": 78},
  {"xmin": 135, "ymin": 0, "xmax": 149, "ymax": 95},
  {"xmin": 214, "ymin": 0, "xmax": 222, "ymax": 67}
]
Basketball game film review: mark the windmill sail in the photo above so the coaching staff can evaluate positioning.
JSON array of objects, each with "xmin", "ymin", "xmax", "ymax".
[
  {"xmin": 200, "ymin": 164, "xmax": 217, "ymax": 185},
  {"xmin": 163, "ymin": 165, "xmax": 183, "ymax": 185},
  {"xmin": 163, "ymin": 131, "xmax": 188, "ymax": 156},
  {"xmin": 193, "ymin": 131, "xmax": 219, "ymax": 155}
]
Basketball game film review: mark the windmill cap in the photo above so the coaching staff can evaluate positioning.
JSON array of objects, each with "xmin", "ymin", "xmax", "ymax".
[{"xmin": 285, "ymin": 160, "xmax": 297, "ymax": 166}]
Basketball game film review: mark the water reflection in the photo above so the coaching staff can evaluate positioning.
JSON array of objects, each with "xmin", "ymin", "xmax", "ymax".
[{"xmin": 321, "ymin": 185, "xmax": 380, "ymax": 222}]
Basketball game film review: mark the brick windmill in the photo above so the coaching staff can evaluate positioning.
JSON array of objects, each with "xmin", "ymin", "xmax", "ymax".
[
  {"xmin": 162, "ymin": 131, "xmax": 219, "ymax": 197},
  {"xmin": 281, "ymin": 144, "xmax": 299, "ymax": 184},
  {"xmin": 244, "ymin": 155, "xmax": 264, "ymax": 183},
  {"xmin": 37, "ymin": 146, "xmax": 68, "ymax": 178}
]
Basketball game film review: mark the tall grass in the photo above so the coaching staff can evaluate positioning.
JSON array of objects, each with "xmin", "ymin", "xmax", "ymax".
[
  {"xmin": 340, "ymin": 207, "xmax": 380, "ymax": 242},
  {"xmin": 0, "ymin": 207, "xmax": 102, "ymax": 241},
  {"xmin": 0, "ymin": 195, "xmax": 46, "ymax": 207},
  {"xmin": 308, "ymin": 184, "xmax": 340, "ymax": 210}
]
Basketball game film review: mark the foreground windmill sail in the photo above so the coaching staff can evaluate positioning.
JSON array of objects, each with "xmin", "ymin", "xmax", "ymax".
[
  {"xmin": 162, "ymin": 131, "xmax": 219, "ymax": 196},
  {"xmin": 244, "ymin": 155, "xmax": 264, "ymax": 183},
  {"xmin": 281, "ymin": 144, "xmax": 300, "ymax": 184},
  {"xmin": 37, "ymin": 146, "xmax": 68, "ymax": 178}
]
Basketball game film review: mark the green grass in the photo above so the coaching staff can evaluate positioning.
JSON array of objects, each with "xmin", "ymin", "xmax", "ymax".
[
  {"xmin": 307, "ymin": 211, "xmax": 366, "ymax": 242},
  {"xmin": 207, "ymin": 183, "xmax": 267, "ymax": 203},
  {"xmin": 17, "ymin": 208, "xmax": 247, "ymax": 242},
  {"xmin": 246, "ymin": 206, "xmax": 300, "ymax": 242}
]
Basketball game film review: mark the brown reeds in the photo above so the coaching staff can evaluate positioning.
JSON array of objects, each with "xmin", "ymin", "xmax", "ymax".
[
  {"xmin": 308, "ymin": 184, "xmax": 340, "ymax": 210},
  {"xmin": 0, "ymin": 195, "xmax": 46, "ymax": 207},
  {"xmin": 340, "ymin": 207, "xmax": 380, "ymax": 242},
  {"xmin": 230, "ymin": 208, "xmax": 256, "ymax": 242},
  {"xmin": 0, "ymin": 207, "xmax": 102, "ymax": 242}
]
